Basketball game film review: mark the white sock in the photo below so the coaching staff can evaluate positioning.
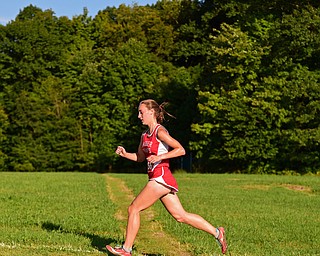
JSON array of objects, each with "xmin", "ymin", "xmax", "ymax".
[
  {"xmin": 122, "ymin": 246, "xmax": 132, "ymax": 253},
  {"xmin": 215, "ymin": 228, "xmax": 220, "ymax": 239}
]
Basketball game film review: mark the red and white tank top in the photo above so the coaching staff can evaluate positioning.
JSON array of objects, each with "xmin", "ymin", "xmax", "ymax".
[{"xmin": 142, "ymin": 124, "xmax": 170, "ymax": 171}]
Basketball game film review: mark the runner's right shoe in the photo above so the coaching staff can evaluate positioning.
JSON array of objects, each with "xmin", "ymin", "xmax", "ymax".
[
  {"xmin": 216, "ymin": 227, "xmax": 227, "ymax": 254},
  {"xmin": 106, "ymin": 245, "xmax": 132, "ymax": 256}
]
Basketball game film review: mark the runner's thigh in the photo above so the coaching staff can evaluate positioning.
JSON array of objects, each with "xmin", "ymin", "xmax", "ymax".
[
  {"xmin": 131, "ymin": 180, "xmax": 171, "ymax": 211},
  {"xmin": 160, "ymin": 193, "xmax": 186, "ymax": 217}
]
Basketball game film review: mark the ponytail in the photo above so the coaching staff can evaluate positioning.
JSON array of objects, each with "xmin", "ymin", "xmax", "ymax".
[{"xmin": 140, "ymin": 99, "xmax": 175, "ymax": 124}]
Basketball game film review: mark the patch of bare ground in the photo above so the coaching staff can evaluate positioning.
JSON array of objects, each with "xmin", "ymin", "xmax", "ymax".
[
  {"xmin": 280, "ymin": 184, "xmax": 312, "ymax": 194},
  {"xmin": 104, "ymin": 174, "xmax": 192, "ymax": 256},
  {"xmin": 242, "ymin": 184, "xmax": 271, "ymax": 190},
  {"xmin": 239, "ymin": 183, "xmax": 313, "ymax": 194}
]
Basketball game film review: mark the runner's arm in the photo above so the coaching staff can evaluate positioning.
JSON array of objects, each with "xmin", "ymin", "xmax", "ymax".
[
  {"xmin": 115, "ymin": 136, "xmax": 146, "ymax": 162},
  {"xmin": 146, "ymin": 127, "xmax": 185, "ymax": 164}
]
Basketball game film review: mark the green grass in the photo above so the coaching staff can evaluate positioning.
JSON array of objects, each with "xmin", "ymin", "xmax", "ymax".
[
  {"xmin": 0, "ymin": 172, "xmax": 319, "ymax": 255},
  {"xmin": 119, "ymin": 173, "xmax": 320, "ymax": 256},
  {"xmin": 0, "ymin": 172, "xmax": 121, "ymax": 255}
]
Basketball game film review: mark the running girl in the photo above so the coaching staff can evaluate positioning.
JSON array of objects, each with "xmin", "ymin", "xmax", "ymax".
[{"xmin": 106, "ymin": 99, "xmax": 227, "ymax": 255}]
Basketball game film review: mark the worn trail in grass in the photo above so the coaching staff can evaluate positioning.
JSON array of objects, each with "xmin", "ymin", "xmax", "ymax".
[{"xmin": 104, "ymin": 174, "xmax": 192, "ymax": 256}]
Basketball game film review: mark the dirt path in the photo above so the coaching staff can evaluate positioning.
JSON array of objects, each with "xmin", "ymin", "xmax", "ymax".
[{"xmin": 104, "ymin": 174, "xmax": 192, "ymax": 256}]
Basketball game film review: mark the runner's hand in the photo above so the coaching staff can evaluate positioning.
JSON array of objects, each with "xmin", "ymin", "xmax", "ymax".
[
  {"xmin": 115, "ymin": 146, "xmax": 126, "ymax": 157},
  {"xmin": 147, "ymin": 155, "xmax": 161, "ymax": 164}
]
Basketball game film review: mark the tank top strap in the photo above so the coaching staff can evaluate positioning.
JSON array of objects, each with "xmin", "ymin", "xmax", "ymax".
[{"xmin": 154, "ymin": 124, "xmax": 161, "ymax": 134}]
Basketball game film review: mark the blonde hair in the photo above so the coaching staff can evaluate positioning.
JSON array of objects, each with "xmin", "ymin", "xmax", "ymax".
[{"xmin": 139, "ymin": 99, "xmax": 175, "ymax": 124}]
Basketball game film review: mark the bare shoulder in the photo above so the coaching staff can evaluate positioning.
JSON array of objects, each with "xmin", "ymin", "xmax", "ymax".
[
  {"xmin": 157, "ymin": 125, "xmax": 169, "ymax": 138},
  {"xmin": 158, "ymin": 125, "xmax": 168, "ymax": 133},
  {"xmin": 157, "ymin": 126, "xmax": 177, "ymax": 144}
]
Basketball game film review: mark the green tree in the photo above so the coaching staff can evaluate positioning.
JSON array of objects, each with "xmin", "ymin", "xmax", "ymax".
[
  {"xmin": 191, "ymin": 9, "xmax": 320, "ymax": 173},
  {"xmin": 263, "ymin": 6, "xmax": 320, "ymax": 172},
  {"xmin": 97, "ymin": 39, "xmax": 162, "ymax": 169},
  {"xmin": 92, "ymin": 4, "xmax": 175, "ymax": 58},
  {"xmin": 262, "ymin": 66, "xmax": 320, "ymax": 173},
  {"xmin": 0, "ymin": 105, "xmax": 8, "ymax": 171},
  {"xmin": 1, "ymin": 1, "xmax": 319, "ymax": 174},
  {"xmin": 8, "ymin": 78, "xmax": 78, "ymax": 171},
  {"xmin": 190, "ymin": 23, "xmax": 273, "ymax": 172},
  {"xmin": 0, "ymin": 6, "xmax": 82, "ymax": 171},
  {"xmin": 67, "ymin": 38, "xmax": 163, "ymax": 171}
]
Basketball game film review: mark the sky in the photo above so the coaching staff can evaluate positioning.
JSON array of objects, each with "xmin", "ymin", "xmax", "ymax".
[{"xmin": 0, "ymin": 0, "xmax": 157, "ymax": 25}]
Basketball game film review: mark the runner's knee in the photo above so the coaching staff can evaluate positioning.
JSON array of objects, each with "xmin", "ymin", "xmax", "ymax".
[
  {"xmin": 128, "ymin": 204, "xmax": 137, "ymax": 215},
  {"xmin": 172, "ymin": 212, "xmax": 187, "ymax": 223},
  {"xmin": 128, "ymin": 202, "xmax": 143, "ymax": 216}
]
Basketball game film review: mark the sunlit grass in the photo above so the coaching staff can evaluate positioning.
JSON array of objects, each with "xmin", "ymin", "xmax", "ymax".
[
  {"xmin": 119, "ymin": 173, "xmax": 320, "ymax": 256},
  {"xmin": 0, "ymin": 172, "xmax": 120, "ymax": 255},
  {"xmin": 1, "ymin": 172, "xmax": 319, "ymax": 255}
]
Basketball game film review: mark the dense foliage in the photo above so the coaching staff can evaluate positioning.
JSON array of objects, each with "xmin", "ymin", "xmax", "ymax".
[{"xmin": 0, "ymin": 0, "xmax": 319, "ymax": 174}]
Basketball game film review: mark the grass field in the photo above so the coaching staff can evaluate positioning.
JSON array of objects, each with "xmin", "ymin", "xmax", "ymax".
[
  {"xmin": 0, "ymin": 172, "xmax": 319, "ymax": 256},
  {"xmin": 0, "ymin": 172, "xmax": 121, "ymax": 256}
]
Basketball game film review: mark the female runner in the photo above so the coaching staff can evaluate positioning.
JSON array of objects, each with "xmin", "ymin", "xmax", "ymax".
[{"xmin": 106, "ymin": 99, "xmax": 227, "ymax": 255}]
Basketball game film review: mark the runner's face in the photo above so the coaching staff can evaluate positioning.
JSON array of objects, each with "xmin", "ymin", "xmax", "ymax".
[{"xmin": 138, "ymin": 104, "xmax": 154, "ymax": 125}]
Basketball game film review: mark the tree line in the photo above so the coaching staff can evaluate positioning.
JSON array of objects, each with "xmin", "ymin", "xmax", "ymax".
[{"xmin": 0, "ymin": 0, "xmax": 319, "ymax": 174}]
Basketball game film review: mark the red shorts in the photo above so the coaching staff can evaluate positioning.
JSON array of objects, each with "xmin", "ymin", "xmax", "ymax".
[{"xmin": 148, "ymin": 166, "xmax": 178, "ymax": 193}]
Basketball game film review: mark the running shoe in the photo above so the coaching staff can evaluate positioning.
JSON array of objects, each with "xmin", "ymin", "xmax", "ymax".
[
  {"xmin": 216, "ymin": 227, "xmax": 227, "ymax": 254},
  {"xmin": 106, "ymin": 245, "xmax": 132, "ymax": 256}
]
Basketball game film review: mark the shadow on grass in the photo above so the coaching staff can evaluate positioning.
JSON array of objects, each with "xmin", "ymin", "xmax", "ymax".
[
  {"xmin": 41, "ymin": 222, "xmax": 165, "ymax": 255},
  {"xmin": 41, "ymin": 221, "xmax": 116, "ymax": 252}
]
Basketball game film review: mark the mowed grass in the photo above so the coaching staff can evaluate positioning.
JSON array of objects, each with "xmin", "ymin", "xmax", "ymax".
[
  {"xmin": 118, "ymin": 173, "xmax": 320, "ymax": 256},
  {"xmin": 0, "ymin": 172, "xmax": 121, "ymax": 256},
  {"xmin": 0, "ymin": 172, "xmax": 319, "ymax": 256}
]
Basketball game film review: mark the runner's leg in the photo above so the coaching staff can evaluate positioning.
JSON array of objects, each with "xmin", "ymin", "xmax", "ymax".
[
  {"xmin": 160, "ymin": 192, "xmax": 218, "ymax": 237},
  {"xmin": 123, "ymin": 180, "xmax": 171, "ymax": 249}
]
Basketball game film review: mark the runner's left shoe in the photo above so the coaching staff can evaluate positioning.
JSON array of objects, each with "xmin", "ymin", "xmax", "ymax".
[{"xmin": 106, "ymin": 245, "xmax": 132, "ymax": 256}]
